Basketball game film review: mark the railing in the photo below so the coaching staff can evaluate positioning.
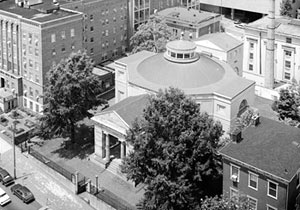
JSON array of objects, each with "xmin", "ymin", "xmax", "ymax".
[
  {"xmin": 88, "ymin": 182, "xmax": 136, "ymax": 210},
  {"xmin": 29, "ymin": 147, "xmax": 73, "ymax": 181}
]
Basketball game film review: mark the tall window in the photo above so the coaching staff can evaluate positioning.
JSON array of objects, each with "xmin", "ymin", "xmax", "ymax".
[
  {"xmin": 267, "ymin": 205, "xmax": 277, "ymax": 210},
  {"xmin": 70, "ymin": 29, "xmax": 75, "ymax": 37},
  {"xmin": 51, "ymin": 34, "xmax": 56, "ymax": 43},
  {"xmin": 61, "ymin": 31, "xmax": 66, "ymax": 39},
  {"xmin": 268, "ymin": 180, "xmax": 278, "ymax": 199},
  {"xmin": 284, "ymin": 50, "xmax": 292, "ymax": 80},
  {"xmin": 230, "ymin": 164, "xmax": 240, "ymax": 182},
  {"xmin": 248, "ymin": 172, "xmax": 258, "ymax": 190},
  {"xmin": 248, "ymin": 196, "xmax": 257, "ymax": 210}
]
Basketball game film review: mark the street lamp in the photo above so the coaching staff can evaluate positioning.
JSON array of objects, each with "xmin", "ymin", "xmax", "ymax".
[{"xmin": 11, "ymin": 120, "xmax": 17, "ymax": 179}]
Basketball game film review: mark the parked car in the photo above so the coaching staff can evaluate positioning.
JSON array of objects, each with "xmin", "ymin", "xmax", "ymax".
[
  {"xmin": 11, "ymin": 184, "xmax": 35, "ymax": 203},
  {"xmin": 0, "ymin": 187, "xmax": 11, "ymax": 206},
  {"xmin": 0, "ymin": 168, "xmax": 14, "ymax": 186},
  {"xmin": 38, "ymin": 206, "xmax": 53, "ymax": 210}
]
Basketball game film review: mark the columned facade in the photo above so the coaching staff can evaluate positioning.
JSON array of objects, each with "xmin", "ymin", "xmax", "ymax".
[{"xmin": 92, "ymin": 120, "xmax": 131, "ymax": 168}]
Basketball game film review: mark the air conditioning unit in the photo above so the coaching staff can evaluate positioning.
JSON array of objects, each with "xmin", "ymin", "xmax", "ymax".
[{"xmin": 231, "ymin": 174, "xmax": 238, "ymax": 182}]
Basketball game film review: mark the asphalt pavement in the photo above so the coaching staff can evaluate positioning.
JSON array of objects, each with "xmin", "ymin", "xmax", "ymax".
[{"xmin": 0, "ymin": 134, "xmax": 95, "ymax": 210}]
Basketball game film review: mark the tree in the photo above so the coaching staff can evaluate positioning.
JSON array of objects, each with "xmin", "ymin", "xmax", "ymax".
[
  {"xmin": 280, "ymin": 0, "xmax": 293, "ymax": 17},
  {"xmin": 272, "ymin": 85, "xmax": 300, "ymax": 122},
  {"xmin": 200, "ymin": 195, "xmax": 250, "ymax": 210},
  {"xmin": 130, "ymin": 16, "xmax": 176, "ymax": 54},
  {"xmin": 121, "ymin": 87, "xmax": 224, "ymax": 210},
  {"xmin": 36, "ymin": 51, "xmax": 105, "ymax": 143}
]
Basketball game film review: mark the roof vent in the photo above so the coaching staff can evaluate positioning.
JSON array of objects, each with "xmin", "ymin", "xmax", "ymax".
[
  {"xmin": 251, "ymin": 114, "xmax": 260, "ymax": 127},
  {"xmin": 231, "ymin": 130, "xmax": 242, "ymax": 143}
]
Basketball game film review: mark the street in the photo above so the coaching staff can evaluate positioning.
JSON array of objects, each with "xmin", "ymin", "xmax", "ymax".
[
  {"xmin": 0, "ymin": 182, "xmax": 41, "ymax": 210},
  {"xmin": 0, "ymin": 134, "xmax": 94, "ymax": 210}
]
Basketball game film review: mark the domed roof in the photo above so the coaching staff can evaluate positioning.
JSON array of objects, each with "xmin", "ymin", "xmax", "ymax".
[{"xmin": 137, "ymin": 53, "xmax": 225, "ymax": 89}]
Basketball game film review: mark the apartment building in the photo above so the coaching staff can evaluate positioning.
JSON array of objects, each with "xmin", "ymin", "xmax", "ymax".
[
  {"xmin": 157, "ymin": 7, "xmax": 221, "ymax": 39},
  {"xmin": 127, "ymin": 0, "xmax": 201, "ymax": 38},
  {"xmin": 200, "ymin": 0, "xmax": 300, "ymax": 20},
  {"xmin": 243, "ymin": 16, "xmax": 300, "ymax": 88},
  {"xmin": 61, "ymin": 0, "xmax": 128, "ymax": 64},
  {"xmin": 220, "ymin": 117, "xmax": 300, "ymax": 210},
  {"xmin": 0, "ymin": 0, "xmax": 83, "ymax": 113}
]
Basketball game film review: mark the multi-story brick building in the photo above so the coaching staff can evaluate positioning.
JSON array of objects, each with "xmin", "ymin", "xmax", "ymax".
[
  {"xmin": 220, "ymin": 117, "xmax": 300, "ymax": 210},
  {"xmin": 0, "ymin": 0, "xmax": 83, "ymax": 113},
  {"xmin": 61, "ymin": 0, "xmax": 128, "ymax": 64},
  {"xmin": 157, "ymin": 7, "xmax": 221, "ymax": 39},
  {"xmin": 127, "ymin": 0, "xmax": 201, "ymax": 39}
]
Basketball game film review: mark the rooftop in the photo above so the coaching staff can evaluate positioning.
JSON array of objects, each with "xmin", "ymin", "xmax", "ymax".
[
  {"xmin": 245, "ymin": 16, "xmax": 300, "ymax": 38},
  {"xmin": 117, "ymin": 48, "xmax": 254, "ymax": 99},
  {"xmin": 94, "ymin": 94, "xmax": 149, "ymax": 128},
  {"xmin": 194, "ymin": 32, "xmax": 242, "ymax": 52},
  {"xmin": 157, "ymin": 7, "xmax": 220, "ymax": 25},
  {"xmin": 0, "ymin": 0, "xmax": 78, "ymax": 23},
  {"xmin": 220, "ymin": 117, "xmax": 300, "ymax": 181}
]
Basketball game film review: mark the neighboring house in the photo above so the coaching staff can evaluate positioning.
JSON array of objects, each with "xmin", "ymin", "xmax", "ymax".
[
  {"xmin": 0, "ymin": 0, "xmax": 83, "ymax": 113},
  {"xmin": 199, "ymin": 0, "xmax": 300, "ymax": 20},
  {"xmin": 243, "ymin": 17, "xmax": 300, "ymax": 87},
  {"xmin": 220, "ymin": 116, "xmax": 300, "ymax": 210},
  {"xmin": 193, "ymin": 32, "xmax": 243, "ymax": 76},
  {"xmin": 114, "ymin": 39, "xmax": 255, "ymax": 133},
  {"xmin": 91, "ymin": 94, "xmax": 148, "ymax": 171},
  {"xmin": 157, "ymin": 7, "xmax": 221, "ymax": 39}
]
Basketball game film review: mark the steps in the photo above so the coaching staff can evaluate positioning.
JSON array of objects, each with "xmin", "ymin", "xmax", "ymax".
[{"xmin": 107, "ymin": 159, "xmax": 122, "ymax": 175}]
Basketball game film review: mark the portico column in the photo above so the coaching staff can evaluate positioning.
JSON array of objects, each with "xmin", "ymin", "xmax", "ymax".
[
  {"xmin": 120, "ymin": 141, "xmax": 125, "ymax": 160},
  {"xmin": 231, "ymin": 8, "xmax": 235, "ymax": 20},
  {"xmin": 105, "ymin": 132, "xmax": 110, "ymax": 162}
]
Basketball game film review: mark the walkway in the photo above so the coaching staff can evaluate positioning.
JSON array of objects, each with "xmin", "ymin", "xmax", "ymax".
[{"xmin": 0, "ymin": 134, "xmax": 95, "ymax": 210}]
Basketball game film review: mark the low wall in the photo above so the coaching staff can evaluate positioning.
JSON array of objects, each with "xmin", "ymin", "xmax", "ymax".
[
  {"xmin": 255, "ymin": 85, "xmax": 279, "ymax": 101},
  {"xmin": 81, "ymin": 192, "xmax": 116, "ymax": 210}
]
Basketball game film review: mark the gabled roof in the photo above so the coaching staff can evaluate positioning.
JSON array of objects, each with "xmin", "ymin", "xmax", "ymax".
[
  {"xmin": 194, "ymin": 33, "xmax": 242, "ymax": 52},
  {"xmin": 220, "ymin": 117, "xmax": 300, "ymax": 181},
  {"xmin": 103, "ymin": 94, "xmax": 149, "ymax": 127}
]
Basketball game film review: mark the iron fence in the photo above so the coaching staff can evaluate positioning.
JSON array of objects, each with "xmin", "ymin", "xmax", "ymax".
[{"xmin": 29, "ymin": 147, "xmax": 73, "ymax": 181}]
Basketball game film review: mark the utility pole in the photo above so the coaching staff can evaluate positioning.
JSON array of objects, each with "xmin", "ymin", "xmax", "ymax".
[{"xmin": 12, "ymin": 120, "xmax": 17, "ymax": 179}]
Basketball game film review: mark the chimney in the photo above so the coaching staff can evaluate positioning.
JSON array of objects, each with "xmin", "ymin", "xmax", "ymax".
[
  {"xmin": 264, "ymin": 0, "xmax": 275, "ymax": 89},
  {"xmin": 231, "ymin": 130, "xmax": 242, "ymax": 143}
]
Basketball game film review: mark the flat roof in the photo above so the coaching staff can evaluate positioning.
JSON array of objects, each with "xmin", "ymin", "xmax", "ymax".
[
  {"xmin": 0, "ymin": 0, "xmax": 78, "ymax": 23},
  {"xmin": 157, "ymin": 7, "xmax": 220, "ymax": 25},
  {"xmin": 245, "ymin": 16, "xmax": 300, "ymax": 38},
  {"xmin": 220, "ymin": 117, "xmax": 300, "ymax": 181}
]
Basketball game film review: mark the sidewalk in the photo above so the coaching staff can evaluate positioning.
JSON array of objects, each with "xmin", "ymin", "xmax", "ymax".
[{"xmin": 0, "ymin": 135, "xmax": 95, "ymax": 210}]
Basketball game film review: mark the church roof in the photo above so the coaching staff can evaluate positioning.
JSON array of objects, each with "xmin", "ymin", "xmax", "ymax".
[
  {"xmin": 102, "ymin": 94, "xmax": 149, "ymax": 127},
  {"xmin": 117, "ymin": 44, "xmax": 254, "ymax": 99}
]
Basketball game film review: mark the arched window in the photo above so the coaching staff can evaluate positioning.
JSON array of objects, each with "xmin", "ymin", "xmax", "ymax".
[{"xmin": 237, "ymin": 99, "xmax": 248, "ymax": 117}]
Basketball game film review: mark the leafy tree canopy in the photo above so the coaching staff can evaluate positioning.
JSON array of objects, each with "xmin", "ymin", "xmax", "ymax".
[
  {"xmin": 130, "ymin": 16, "xmax": 176, "ymax": 54},
  {"xmin": 280, "ymin": 0, "xmax": 293, "ymax": 17},
  {"xmin": 200, "ymin": 195, "xmax": 250, "ymax": 210},
  {"xmin": 36, "ymin": 51, "xmax": 105, "ymax": 143},
  {"xmin": 272, "ymin": 85, "xmax": 300, "ymax": 122},
  {"xmin": 121, "ymin": 87, "xmax": 223, "ymax": 210}
]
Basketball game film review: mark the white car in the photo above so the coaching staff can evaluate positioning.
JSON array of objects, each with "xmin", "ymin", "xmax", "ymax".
[{"xmin": 0, "ymin": 187, "xmax": 10, "ymax": 206}]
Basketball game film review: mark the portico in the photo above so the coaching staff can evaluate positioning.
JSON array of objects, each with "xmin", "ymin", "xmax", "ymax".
[{"xmin": 91, "ymin": 94, "xmax": 149, "ymax": 169}]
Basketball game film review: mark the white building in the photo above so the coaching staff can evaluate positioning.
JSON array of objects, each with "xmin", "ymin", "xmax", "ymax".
[
  {"xmin": 193, "ymin": 32, "xmax": 243, "ymax": 76},
  {"xmin": 92, "ymin": 39, "xmax": 255, "ymax": 171},
  {"xmin": 243, "ymin": 17, "xmax": 300, "ymax": 93}
]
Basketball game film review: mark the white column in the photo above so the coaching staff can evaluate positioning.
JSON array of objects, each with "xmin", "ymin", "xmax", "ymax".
[
  {"xmin": 105, "ymin": 132, "xmax": 110, "ymax": 162},
  {"xmin": 120, "ymin": 141, "xmax": 125, "ymax": 160}
]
